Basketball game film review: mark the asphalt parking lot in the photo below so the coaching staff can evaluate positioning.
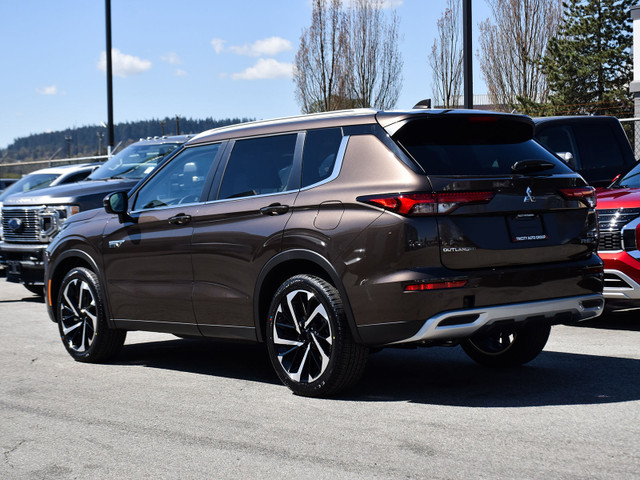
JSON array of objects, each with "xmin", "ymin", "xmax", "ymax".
[{"xmin": 1, "ymin": 278, "xmax": 639, "ymax": 479}]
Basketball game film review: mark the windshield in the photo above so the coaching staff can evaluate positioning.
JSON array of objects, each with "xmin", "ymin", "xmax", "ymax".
[
  {"xmin": 88, "ymin": 142, "xmax": 182, "ymax": 181},
  {"xmin": 615, "ymin": 163, "xmax": 640, "ymax": 188},
  {"xmin": 0, "ymin": 173, "xmax": 59, "ymax": 201}
]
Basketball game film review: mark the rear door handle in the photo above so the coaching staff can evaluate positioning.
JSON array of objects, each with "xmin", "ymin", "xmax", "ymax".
[
  {"xmin": 168, "ymin": 214, "xmax": 192, "ymax": 225},
  {"xmin": 260, "ymin": 203, "xmax": 290, "ymax": 216}
]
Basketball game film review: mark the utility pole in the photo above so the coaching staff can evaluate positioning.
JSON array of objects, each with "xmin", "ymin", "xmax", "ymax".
[
  {"xmin": 65, "ymin": 135, "xmax": 72, "ymax": 159},
  {"xmin": 175, "ymin": 115, "xmax": 180, "ymax": 135},
  {"xmin": 463, "ymin": 0, "xmax": 473, "ymax": 110},
  {"xmin": 105, "ymin": 0, "xmax": 115, "ymax": 157}
]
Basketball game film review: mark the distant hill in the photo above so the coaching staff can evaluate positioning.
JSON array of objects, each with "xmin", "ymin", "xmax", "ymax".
[{"xmin": 0, "ymin": 116, "xmax": 253, "ymax": 164}]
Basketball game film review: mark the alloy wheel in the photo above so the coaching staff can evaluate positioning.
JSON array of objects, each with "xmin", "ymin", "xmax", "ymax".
[
  {"xmin": 59, "ymin": 277, "xmax": 98, "ymax": 353},
  {"xmin": 271, "ymin": 289, "xmax": 333, "ymax": 383}
]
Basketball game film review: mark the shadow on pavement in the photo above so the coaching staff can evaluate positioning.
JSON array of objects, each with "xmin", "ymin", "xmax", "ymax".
[
  {"xmin": 115, "ymin": 337, "xmax": 280, "ymax": 386},
  {"xmin": 113, "ymin": 336, "xmax": 640, "ymax": 407},
  {"xmin": 346, "ymin": 346, "xmax": 640, "ymax": 406}
]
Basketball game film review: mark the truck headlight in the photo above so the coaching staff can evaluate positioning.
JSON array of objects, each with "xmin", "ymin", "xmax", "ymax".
[{"xmin": 37, "ymin": 205, "xmax": 80, "ymax": 242}]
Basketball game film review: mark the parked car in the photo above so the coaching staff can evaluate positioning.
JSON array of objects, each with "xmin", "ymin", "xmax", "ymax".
[
  {"xmin": 533, "ymin": 116, "xmax": 636, "ymax": 187},
  {"xmin": 595, "ymin": 163, "xmax": 640, "ymax": 306},
  {"xmin": 1, "ymin": 136, "xmax": 189, "ymax": 294},
  {"xmin": 0, "ymin": 178, "xmax": 18, "ymax": 192},
  {"xmin": 0, "ymin": 164, "xmax": 99, "ymax": 205},
  {"xmin": 45, "ymin": 109, "xmax": 604, "ymax": 397}
]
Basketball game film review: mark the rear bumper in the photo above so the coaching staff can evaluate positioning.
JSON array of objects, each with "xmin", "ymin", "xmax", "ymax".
[{"xmin": 392, "ymin": 294, "xmax": 604, "ymax": 345}]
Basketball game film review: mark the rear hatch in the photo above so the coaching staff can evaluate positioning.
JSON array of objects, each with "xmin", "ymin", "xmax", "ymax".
[{"xmin": 386, "ymin": 113, "xmax": 597, "ymax": 270}]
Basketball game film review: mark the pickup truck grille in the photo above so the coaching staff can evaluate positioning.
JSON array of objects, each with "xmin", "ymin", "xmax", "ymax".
[
  {"xmin": 597, "ymin": 208, "xmax": 640, "ymax": 251},
  {"xmin": 1, "ymin": 207, "xmax": 42, "ymax": 243}
]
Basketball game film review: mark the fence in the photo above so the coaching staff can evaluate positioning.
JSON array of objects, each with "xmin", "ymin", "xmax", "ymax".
[{"xmin": 620, "ymin": 117, "xmax": 640, "ymax": 159}]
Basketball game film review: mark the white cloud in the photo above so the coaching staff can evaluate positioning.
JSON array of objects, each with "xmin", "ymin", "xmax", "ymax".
[
  {"xmin": 175, "ymin": 69, "xmax": 187, "ymax": 77},
  {"xmin": 228, "ymin": 37, "xmax": 292, "ymax": 57},
  {"xmin": 231, "ymin": 58, "xmax": 294, "ymax": 80},
  {"xmin": 162, "ymin": 52, "xmax": 182, "ymax": 65},
  {"xmin": 36, "ymin": 85, "xmax": 58, "ymax": 95},
  {"xmin": 211, "ymin": 38, "xmax": 226, "ymax": 54},
  {"xmin": 97, "ymin": 49, "xmax": 152, "ymax": 78}
]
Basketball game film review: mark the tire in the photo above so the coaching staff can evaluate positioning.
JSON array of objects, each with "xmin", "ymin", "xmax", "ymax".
[
  {"xmin": 56, "ymin": 267, "xmax": 126, "ymax": 363},
  {"xmin": 461, "ymin": 323, "xmax": 551, "ymax": 367},
  {"xmin": 266, "ymin": 274, "xmax": 368, "ymax": 397},
  {"xmin": 24, "ymin": 284, "xmax": 44, "ymax": 296}
]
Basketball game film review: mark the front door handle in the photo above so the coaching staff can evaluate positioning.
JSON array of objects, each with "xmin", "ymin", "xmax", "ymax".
[
  {"xmin": 260, "ymin": 203, "xmax": 290, "ymax": 216},
  {"xmin": 168, "ymin": 214, "xmax": 191, "ymax": 225}
]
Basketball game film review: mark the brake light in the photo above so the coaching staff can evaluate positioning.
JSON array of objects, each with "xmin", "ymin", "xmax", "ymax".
[
  {"xmin": 559, "ymin": 187, "xmax": 596, "ymax": 208},
  {"xmin": 405, "ymin": 280, "xmax": 467, "ymax": 291},
  {"xmin": 361, "ymin": 191, "xmax": 495, "ymax": 215}
]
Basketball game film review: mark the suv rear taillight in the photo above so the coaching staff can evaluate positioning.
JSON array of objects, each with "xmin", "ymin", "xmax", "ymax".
[
  {"xmin": 559, "ymin": 187, "xmax": 596, "ymax": 208},
  {"xmin": 359, "ymin": 191, "xmax": 495, "ymax": 216}
]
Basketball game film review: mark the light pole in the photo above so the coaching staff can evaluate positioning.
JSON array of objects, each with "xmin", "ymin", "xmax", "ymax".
[
  {"xmin": 463, "ymin": 0, "xmax": 473, "ymax": 109},
  {"xmin": 105, "ymin": 0, "xmax": 114, "ymax": 157}
]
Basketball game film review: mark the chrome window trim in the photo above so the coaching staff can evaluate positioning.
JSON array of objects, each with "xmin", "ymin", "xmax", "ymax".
[{"xmin": 299, "ymin": 135, "xmax": 349, "ymax": 192}]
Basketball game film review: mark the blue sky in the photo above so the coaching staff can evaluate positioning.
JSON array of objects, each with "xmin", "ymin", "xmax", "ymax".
[{"xmin": 0, "ymin": 0, "xmax": 491, "ymax": 149}]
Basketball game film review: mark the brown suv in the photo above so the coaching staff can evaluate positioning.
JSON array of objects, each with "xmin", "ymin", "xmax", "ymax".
[{"xmin": 45, "ymin": 109, "xmax": 604, "ymax": 397}]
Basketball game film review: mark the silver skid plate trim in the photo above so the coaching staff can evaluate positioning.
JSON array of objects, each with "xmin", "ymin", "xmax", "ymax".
[{"xmin": 392, "ymin": 294, "xmax": 604, "ymax": 345}]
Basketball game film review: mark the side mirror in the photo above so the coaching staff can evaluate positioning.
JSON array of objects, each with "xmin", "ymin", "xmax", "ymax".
[{"xmin": 103, "ymin": 191, "xmax": 133, "ymax": 223}]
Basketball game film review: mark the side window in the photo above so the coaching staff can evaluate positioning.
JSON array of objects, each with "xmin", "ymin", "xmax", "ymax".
[
  {"xmin": 301, "ymin": 127, "xmax": 343, "ymax": 187},
  {"xmin": 133, "ymin": 143, "xmax": 220, "ymax": 210},
  {"xmin": 218, "ymin": 134, "xmax": 297, "ymax": 199},
  {"xmin": 536, "ymin": 126, "xmax": 579, "ymax": 168},
  {"xmin": 573, "ymin": 123, "xmax": 626, "ymax": 170}
]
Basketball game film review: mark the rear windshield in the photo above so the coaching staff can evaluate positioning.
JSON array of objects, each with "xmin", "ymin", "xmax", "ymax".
[{"xmin": 393, "ymin": 116, "xmax": 572, "ymax": 176}]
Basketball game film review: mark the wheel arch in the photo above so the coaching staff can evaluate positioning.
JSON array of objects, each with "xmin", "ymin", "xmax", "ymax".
[
  {"xmin": 253, "ymin": 249, "xmax": 362, "ymax": 344},
  {"xmin": 47, "ymin": 248, "xmax": 113, "ymax": 326}
]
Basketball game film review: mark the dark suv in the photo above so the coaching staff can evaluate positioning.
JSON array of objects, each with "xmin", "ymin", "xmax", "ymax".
[{"xmin": 45, "ymin": 109, "xmax": 604, "ymax": 397}]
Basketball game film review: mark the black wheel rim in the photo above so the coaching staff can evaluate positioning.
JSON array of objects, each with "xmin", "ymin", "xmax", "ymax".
[
  {"xmin": 59, "ymin": 277, "xmax": 97, "ymax": 353},
  {"xmin": 271, "ymin": 289, "xmax": 333, "ymax": 383},
  {"xmin": 468, "ymin": 331, "xmax": 516, "ymax": 355}
]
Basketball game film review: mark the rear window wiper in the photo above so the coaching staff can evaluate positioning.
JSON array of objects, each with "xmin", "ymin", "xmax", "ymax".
[{"xmin": 511, "ymin": 159, "xmax": 556, "ymax": 174}]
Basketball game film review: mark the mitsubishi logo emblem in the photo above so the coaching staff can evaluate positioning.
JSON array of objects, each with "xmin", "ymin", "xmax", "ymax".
[{"xmin": 524, "ymin": 187, "xmax": 536, "ymax": 203}]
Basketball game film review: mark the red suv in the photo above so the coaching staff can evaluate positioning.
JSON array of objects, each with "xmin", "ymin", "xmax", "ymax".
[{"xmin": 596, "ymin": 164, "xmax": 640, "ymax": 306}]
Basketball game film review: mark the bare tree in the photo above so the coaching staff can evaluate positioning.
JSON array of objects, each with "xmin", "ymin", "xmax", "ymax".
[
  {"xmin": 348, "ymin": 0, "xmax": 403, "ymax": 109},
  {"xmin": 294, "ymin": 0, "xmax": 403, "ymax": 113},
  {"xmin": 294, "ymin": 0, "xmax": 352, "ymax": 113},
  {"xmin": 478, "ymin": 0, "xmax": 561, "ymax": 110},
  {"xmin": 429, "ymin": 0, "xmax": 463, "ymax": 108}
]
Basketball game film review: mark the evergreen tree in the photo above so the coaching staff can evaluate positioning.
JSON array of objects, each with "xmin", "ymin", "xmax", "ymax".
[{"xmin": 542, "ymin": 0, "xmax": 637, "ymax": 116}]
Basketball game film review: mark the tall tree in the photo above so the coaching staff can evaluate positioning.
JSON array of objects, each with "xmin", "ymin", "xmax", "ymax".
[
  {"xmin": 478, "ymin": 0, "xmax": 561, "ymax": 111},
  {"xmin": 294, "ymin": 0, "xmax": 403, "ymax": 113},
  {"xmin": 543, "ymin": 0, "xmax": 636, "ymax": 116},
  {"xmin": 348, "ymin": 0, "xmax": 403, "ymax": 109},
  {"xmin": 429, "ymin": 0, "xmax": 463, "ymax": 108},
  {"xmin": 294, "ymin": 0, "xmax": 351, "ymax": 114}
]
